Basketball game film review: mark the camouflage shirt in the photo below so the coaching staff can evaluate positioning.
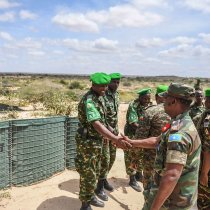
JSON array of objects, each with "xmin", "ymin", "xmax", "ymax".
[
  {"xmin": 196, "ymin": 109, "xmax": 210, "ymax": 186},
  {"xmin": 124, "ymin": 99, "xmax": 147, "ymax": 138},
  {"xmin": 76, "ymin": 88, "xmax": 107, "ymax": 147},
  {"xmin": 104, "ymin": 89, "xmax": 119, "ymax": 133},
  {"xmin": 189, "ymin": 103, "xmax": 205, "ymax": 119},
  {"xmin": 151, "ymin": 111, "xmax": 201, "ymax": 209},
  {"xmin": 135, "ymin": 104, "xmax": 170, "ymax": 162}
]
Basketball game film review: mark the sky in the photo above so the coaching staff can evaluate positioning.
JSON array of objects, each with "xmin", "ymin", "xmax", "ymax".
[{"xmin": 0, "ymin": 0, "xmax": 210, "ymax": 77}]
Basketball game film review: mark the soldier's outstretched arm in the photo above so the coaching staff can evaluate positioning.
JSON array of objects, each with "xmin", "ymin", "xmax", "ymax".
[
  {"xmin": 92, "ymin": 120, "xmax": 132, "ymax": 149},
  {"xmin": 121, "ymin": 133, "xmax": 160, "ymax": 149}
]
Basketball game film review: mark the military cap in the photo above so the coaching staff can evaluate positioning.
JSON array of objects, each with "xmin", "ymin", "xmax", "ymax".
[
  {"xmin": 109, "ymin": 73, "xmax": 122, "ymax": 80},
  {"xmin": 90, "ymin": 72, "xmax": 111, "ymax": 85},
  {"xmin": 137, "ymin": 88, "xmax": 152, "ymax": 96},
  {"xmin": 164, "ymin": 83, "xmax": 195, "ymax": 101},
  {"xmin": 156, "ymin": 85, "xmax": 168, "ymax": 95},
  {"xmin": 205, "ymin": 88, "xmax": 210, "ymax": 97}
]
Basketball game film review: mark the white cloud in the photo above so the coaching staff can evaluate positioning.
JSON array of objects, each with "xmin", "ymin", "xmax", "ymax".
[
  {"xmin": 52, "ymin": 13, "xmax": 99, "ymax": 33},
  {"xmin": 192, "ymin": 45, "xmax": 210, "ymax": 56},
  {"xmin": 136, "ymin": 38, "xmax": 165, "ymax": 48},
  {"xmin": 170, "ymin": 36, "xmax": 196, "ymax": 45},
  {"xmin": 19, "ymin": 10, "xmax": 38, "ymax": 20},
  {"xmin": 16, "ymin": 38, "xmax": 42, "ymax": 49},
  {"xmin": 61, "ymin": 37, "xmax": 119, "ymax": 52},
  {"xmin": 182, "ymin": 0, "xmax": 210, "ymax": 13},
  {"xmin": 0, "ymin": 0, "xmax": 20, "ymax": 9},
  {"xmin": 0, "ymin": 31, "xmax": 13, "ymax": 41},
  {"xmin": 52, "ymin": 3, "xmax": 164, "ymax": 33},
  {"xmin": 28, "ymin": 50, "xmax": 45, "ymax": 56},
  {"xmin": 0, "ymin": 11, "xmax": 15, "ymax": 22},
  {"xmin": 93, "ymin": 38, "xmax": 118, "ymax": 50},
  {"xmin": 199, "ymin": 33, "xmax": 210, "ymax": 44},
  {"xmin": 159, "ymin": 44, "xmax": 210, "ymax": 57},
  {"xmin": 88, "ymin": 5, "xmax": 163, "ymax": 28},
  {"xmin": 158, "ymin": 44, "xmax": 193, "ymax": 57}
]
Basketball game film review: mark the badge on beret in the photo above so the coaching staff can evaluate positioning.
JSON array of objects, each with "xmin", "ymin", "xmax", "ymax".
[{"xmin": 168, "ymin": 134, "xmax": 182, "ymax": 142}]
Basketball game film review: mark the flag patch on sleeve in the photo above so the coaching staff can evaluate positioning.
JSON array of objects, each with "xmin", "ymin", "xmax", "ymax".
[{"xmin": 168, "ymin": 134, "xmax": 182, "ymax": 142}]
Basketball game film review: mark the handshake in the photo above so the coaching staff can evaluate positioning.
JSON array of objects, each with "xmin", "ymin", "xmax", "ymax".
[{"xmin": 112, "ymin": 134, "xmax": 133, "ymax": 150}]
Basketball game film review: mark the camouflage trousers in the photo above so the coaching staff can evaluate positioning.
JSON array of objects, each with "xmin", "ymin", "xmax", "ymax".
[
  {"xmin": 109, "ymin": 141, "xmax": 117, "ymax": 171},
  {"xmin": 75, "ymin": 142, "xmax": 102, "ymax": 202},
  {"xmin": 142, "ymin": 149, "xmax": 156, "ymax": 189},
  {"xmin": 197, "ymin": 184, "xmax": 210, "ymax": 210},
  {"xmin": 99, "ymin": 141, "xmax": 117, "ymax": 179},
  {"xmin": 124, "ymin": 148, "xmax": 143, "ymax": 175}
]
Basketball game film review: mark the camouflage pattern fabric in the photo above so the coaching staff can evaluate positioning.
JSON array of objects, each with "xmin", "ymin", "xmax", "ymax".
[
  {"xmin": 99, "ymin": 89, "xmax": 119, "ymax": 179},
  {"xmin": 196, "ymin": 110, "xmax": 210, "ymax": 210},
  {"xmin": 75, "ymin": 89, "xmax": 107, "ymax": 202},
  {"xmin": 189, "ymin": 104, "xmax": 205, "ymax": 119},
  {"xmin": 124, "ymin": 99, "xmax": 147, "ymax": 175},
  {"xmin": 135, "ymin": 104, "xmax": 170, "ymax": 189},
  {"xmin": 143, "ymin": 111, "xmax": 201, "ymax": 210}
]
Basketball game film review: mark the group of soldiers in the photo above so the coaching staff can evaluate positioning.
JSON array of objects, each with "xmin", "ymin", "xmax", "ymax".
[{"xmin": 75, "ymin": 72, "xmax": 210, "ymax": 210}]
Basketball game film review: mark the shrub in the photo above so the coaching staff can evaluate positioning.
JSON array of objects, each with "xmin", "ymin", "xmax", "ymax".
[{"xmin": 69, "ymin": 81, "xmax": 83, "ymax": 89}]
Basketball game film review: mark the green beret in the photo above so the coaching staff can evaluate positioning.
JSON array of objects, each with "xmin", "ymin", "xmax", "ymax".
[
  {"xmin": 156, "ymin": 85, "xmax": 168, "ymax": 94},
  {"xmin": 90, "ymin": 72, "xmax": 111, "ymax": 85},
  {"xmin": 137, "ymin": 88, "xmax": 152, "ymax": 96},
  {"xmin": 165, "ymin": 83, "xmax": 195, "ymax": 101},
  {"xmin": 109, "ymin": 73, "xmax": 122, "ymax": 80},
  {"xmin": 205, "ymin": 88, "xmax": 210, "ymax": 97}
]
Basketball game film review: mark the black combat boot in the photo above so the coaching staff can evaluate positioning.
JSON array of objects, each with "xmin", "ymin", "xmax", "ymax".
[
  {"xmin": 90, "ymin": 196, "xmax": 105, "ymax": 207},
  {"xmin": 129, "ymin": 175, "xmax": 142, "ymax": 192},
  {"xmin": 80, "ymin": 202, "xmax": 93, "ymax": 210},
  {"xmin": 104, "ymin": 179, "xmax": 114, "ymax": 192},
  {"xmin": 135, "ymin": 171, "xmax": 143, "ymax": 182},
  {"xmin": 95, "ymin": 179, "xmax": 108, "ymax": 201}
]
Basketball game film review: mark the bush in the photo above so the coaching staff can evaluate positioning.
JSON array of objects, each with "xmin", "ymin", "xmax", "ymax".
[
  {"xmin": 69, "ymin": 81, "xmax": 83, "ymax": 89},
  {"xmin": 122, "ymin": 82, "xmax": 131, "ymax": 87}
]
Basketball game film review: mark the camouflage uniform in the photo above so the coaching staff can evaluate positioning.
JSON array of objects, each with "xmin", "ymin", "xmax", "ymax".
[
  {"xmin": 135, "ymin": 104, "xmax": 170, "ymax": 189},
  {"xmin": 124, "ymin": 99, "xmax": 146, "ymax": 175},
  {"xmin": 99, "ymin": 89, "xmax": 119, "ymax": 179},
  {"xmin": 189, "ymin": 103, "xmax": 205, "ymax": 119},
  {"xmin": 75, "ymin": 89, "xmax": 107, "ymax": 202},
  {"xmin": 196, "ymin": 110, "xmax": 210, "ymax": 210},
  {"xmin": 143, "ymin": 111, "xmax": 201, "ymax": 210}
]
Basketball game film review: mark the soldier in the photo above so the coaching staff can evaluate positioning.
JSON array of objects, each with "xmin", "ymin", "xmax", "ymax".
[
  {"xmin": 123, "ymin": 83, "xmax": 201, "ymax": 210},
  {"xmin": 196, "ymin": 88, "xmax": 210, "ymax": 210},
  {"xmin": 75, "ymin": 72, "xmax": 131, "ymax": 210},
  {"xmin": 95, "ymin": 72, "xmax": 121, "ymax": 201},
  {"xmin": 124, "ymin": 88, "xmax": 152, "ymax": 192},
  {"xmin": 189, "ymin": 89, "xmax": 205, "ymax": 119},
  {"xmin": 135, "ymin": 85, "xmax": 170, "ymax": 192}
]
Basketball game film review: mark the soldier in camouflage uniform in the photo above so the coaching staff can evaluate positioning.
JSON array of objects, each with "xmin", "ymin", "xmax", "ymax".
[
  {"xmin": 75, "ymin": 72, "xmax": 131, "ymax": 210},
  {"xmin": 124, "ymin": 88, "xmax": 152, "ymax": 192},
  {"xmin": 123, "ymin": 83, "xmax": 201, "ymax": 210},
  {"xmin": 196, "ymin": 88, "xmax": 210, "ymax": 210},
  {"xmin": 135, "ymin": 85, "xmax": 170, "ymax": 192},
  {"xmin": 189, "ymin": 89, "xmax": 205, "ymax": 119},
  {"xmin": 95, "ymin": 73, "xmax": 121, "ymax": 201}
]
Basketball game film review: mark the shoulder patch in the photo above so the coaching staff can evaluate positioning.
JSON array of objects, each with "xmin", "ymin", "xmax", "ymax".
[{"xmin": 168, "ymin": 134, "xmax": 182, "ymax": 142}]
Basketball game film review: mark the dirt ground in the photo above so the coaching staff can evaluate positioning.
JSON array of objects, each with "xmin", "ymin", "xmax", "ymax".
[{"xmin": 0, "ymin": 104, "xmax": 145, "ymax": 210}]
